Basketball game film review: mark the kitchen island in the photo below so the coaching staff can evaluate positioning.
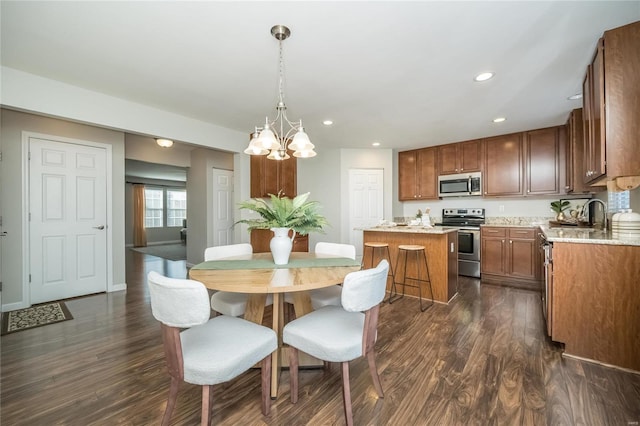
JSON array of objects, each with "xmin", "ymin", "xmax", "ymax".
[
  {"xmin": 541, "ymin": 225, "xmax": 640, "ymax": 372},
  {"xmin": 362, "ymin": 226, "xmax": 458, "ymax": 304}
]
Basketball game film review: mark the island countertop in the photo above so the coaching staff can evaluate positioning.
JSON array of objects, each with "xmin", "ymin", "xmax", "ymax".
[{"xmin": 361, "ymin": 226, "xmax": 458, "ymax": 234}]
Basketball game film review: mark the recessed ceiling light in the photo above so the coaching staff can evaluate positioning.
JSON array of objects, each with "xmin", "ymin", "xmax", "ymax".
[
  {"xmin": 493, "ymin": 117, "xmax": 506, "ymax": 123},
  {"xmin": 372, "ymin": 142, "xmax": 381, "ymax": 147},
  {"xmin": 322, "ymin": 120, "xmax": 333, "ymax": 126},
  {"xmin": 156, "ymin": 138, "xmax": 174, "ymax": 148},
  {"xmin": 568, "ymin": 93, "xmax": 583, "ymax": 100},
  {"xmin": 474, "ymin": 72, "xmax": 494, "ymax": 82}
]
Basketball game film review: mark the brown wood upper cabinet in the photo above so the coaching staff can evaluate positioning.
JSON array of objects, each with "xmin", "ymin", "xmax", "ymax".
[
  {"xmin": 437, "ymin": 139, "xmax": 482, "ymax": 175},
  {"xmin": 398, "ymin": 147, "xmax": 437, "ymax": 201},
  {"xmin": 582, "ymin": 22, "xmax": 640, "ymax": 185},
  {"xmin": 525, "ymin": 127, "xmax": 565, "ymax": 195},
  {"xmin": 565, "ymin": 108, "xmax": 603, "ymax": 193},
  {"xmin": 250, "ymin": 152, "xmax": 297, "ymax": 198},
  {"xmin": 582, "ymin": 39, "xmax": 606, "ymax": 184},
  {"xmin": 482, "ymin": 127, "xmax": 565, "ymax": 197},
  {"xmin": 483, "ymin": 133, "xmax": 524, "ymax": 196}
]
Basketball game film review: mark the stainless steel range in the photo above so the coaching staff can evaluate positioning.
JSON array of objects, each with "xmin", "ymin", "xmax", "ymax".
[{"xmin": 435, "ymin": 208, "xmax": 485, "ymax": 278}]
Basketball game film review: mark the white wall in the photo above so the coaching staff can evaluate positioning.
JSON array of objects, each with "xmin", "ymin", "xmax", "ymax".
[
  {"xmin": 125, "ymin": 134, "xmax": 192, "ymax": 167},
  {"xmin": 186, "ymin": 148, "xmax": 235, "ymax": 265},
  {"xmin": 2, "ymin": 67, "xmax": 247, "ymax": 153},
  {"xmin": 0, "ymin": 109, "xmax": 126, "ymax": 308},
  {"xmin": 297, "ymin": 147, "xmax": 393, "ymax": 249},
  {"xmin": 399, "ymin": 196, "xmax": 562, "ymax": 221}
]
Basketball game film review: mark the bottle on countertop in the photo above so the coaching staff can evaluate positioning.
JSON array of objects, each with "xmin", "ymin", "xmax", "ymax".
[{"xmin": 422, "ymin": 207, "xmax": 432, "ymax": 227}]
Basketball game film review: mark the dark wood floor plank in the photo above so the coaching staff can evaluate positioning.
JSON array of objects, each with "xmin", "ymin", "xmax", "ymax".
[{"xmin": 2, "ymin": 251, "xmax": 640, "ymax": 425}]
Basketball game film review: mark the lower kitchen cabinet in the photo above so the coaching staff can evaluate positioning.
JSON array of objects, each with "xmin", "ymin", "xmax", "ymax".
[
  {"xmin": 250, "ymin": 229, "xmax": 308, "ymax": 253},
  {"xmin": 552, "ymin": 242, "xmax": 640, "ymax": 372},
  {"xmin": 480, "ymin": 226, "xmax": 542, "ymax": 291}
]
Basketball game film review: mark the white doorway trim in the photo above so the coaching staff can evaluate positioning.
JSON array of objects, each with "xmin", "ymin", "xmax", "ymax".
[{"xmin": 21, "ymin": 131, "xmax": 116, "ymax": 309}]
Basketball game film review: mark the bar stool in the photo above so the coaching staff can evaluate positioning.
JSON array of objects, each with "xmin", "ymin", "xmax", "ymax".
[
  {"xmin": 389, "ymin": 244, "xmax": 433, "ymax": 312},
  {"xmin": 363, "ymin": 242, "xmax": 395, "ymax": 301}
]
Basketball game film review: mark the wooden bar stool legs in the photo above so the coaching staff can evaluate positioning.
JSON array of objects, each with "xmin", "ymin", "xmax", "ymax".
[
  {"xmin": 389, "ymin": 244, "xmax": 433, "ymax": 312},
  {"xmin": 362, "ymin": 242, "xmax": 395, "ymax": 302}
]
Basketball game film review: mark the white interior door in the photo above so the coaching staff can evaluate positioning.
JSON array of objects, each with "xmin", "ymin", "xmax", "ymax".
[
  {"xmin": 212, "ymin": 169, "xmax": 234, "ymax": 246},
  {"xmin": 349, "ymin": 169, "xmax": 384, "ymax": 256},
  {"xmin": 29, "ymin": 137, "xmax": 108, "ymax": 303}
]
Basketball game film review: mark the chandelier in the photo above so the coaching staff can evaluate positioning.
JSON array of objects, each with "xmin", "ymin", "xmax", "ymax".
[{"xmin": 244, "ymin": 25, "xmax": 316, "ymax": 160}]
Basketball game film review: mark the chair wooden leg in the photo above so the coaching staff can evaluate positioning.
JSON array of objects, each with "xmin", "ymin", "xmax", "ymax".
[
  {"xmin": 161, "ymin": 378, "xmax": 180, "ymax": 426},
  {"xmin": 201, "ymin": 385, "xmax": 213, "ymax": 426},
  {"xmin": 366, "ymin": 350, "xmax": 384, "ymax": 398},
  {"xmin": 341, "ymin": 362, "xmax": 353, "ymax": 426},
  {"xmin": 289, "ymin": 347, "xmax": 299, "ymax": 404},
  {"xmin": 261, "ymin": 354, "xmax": 272, "ymax": 416}
]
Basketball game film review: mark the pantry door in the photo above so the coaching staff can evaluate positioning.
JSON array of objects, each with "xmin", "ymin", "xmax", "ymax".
[
  {"xmin": 348, "ymin": 169, "xmax": 384, "ymax": 257},
  {"xmin": 212, "ymin": 168, "xmax": 234, "ymax": 246},
  {"xmin": 29, "ymin": 136, "xmax": 108, "ymax": 303}
]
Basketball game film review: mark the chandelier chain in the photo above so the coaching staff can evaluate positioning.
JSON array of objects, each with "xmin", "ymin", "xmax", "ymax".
[{"xmin": 278, "ymin": 39, "xmax": 285, "ymax": 107}]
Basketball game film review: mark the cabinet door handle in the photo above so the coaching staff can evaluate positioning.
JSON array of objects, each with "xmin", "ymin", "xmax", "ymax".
[{"xmin": 510, "ymin": 240, "xmax": 513, "ymax": 244}]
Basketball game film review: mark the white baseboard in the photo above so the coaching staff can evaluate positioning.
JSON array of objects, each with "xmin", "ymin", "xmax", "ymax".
[
  {"xmin": 2, "ymin": 300, "xmax": 29, "ymax": 312},
  {"xmin": 109, "ymin": 283, "xmax": 127, "ymax": 292}
]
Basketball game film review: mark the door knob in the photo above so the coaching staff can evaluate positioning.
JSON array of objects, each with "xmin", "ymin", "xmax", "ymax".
[{"xmin": 93, "ymin": 225, "xmax": 105, "ymax": 230}]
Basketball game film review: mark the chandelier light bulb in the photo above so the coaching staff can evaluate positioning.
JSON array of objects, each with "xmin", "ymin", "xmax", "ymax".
[
  {"xmin": 293, "ymin": 149, "xmax": 317, "ymax": 158},
  {"xmin": 288, "ymin": 128, "xmax": 312, "ymax": 151},
  {"xmin": 259, "ymin": 126, "xmax": 279, "ymax": 150}
]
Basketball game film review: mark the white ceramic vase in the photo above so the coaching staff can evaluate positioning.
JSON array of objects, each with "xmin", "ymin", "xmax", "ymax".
[{"xmin": 270, "ymin": 227, "xmax": 295, "ymax": 265}]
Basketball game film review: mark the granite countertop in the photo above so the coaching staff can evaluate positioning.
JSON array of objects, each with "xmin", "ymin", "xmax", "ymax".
[
  {"xmin": 540, "ymin": 225, "xmax": 640, "ymax": 246},
  {"xmin": 362, "ymin": 226, "xmax": 458, "ymax": 234}
]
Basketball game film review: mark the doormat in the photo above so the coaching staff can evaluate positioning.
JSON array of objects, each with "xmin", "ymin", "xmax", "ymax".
[{"xmin": 1, "ymin": 302, "xmax": 73, "ymax": 335}]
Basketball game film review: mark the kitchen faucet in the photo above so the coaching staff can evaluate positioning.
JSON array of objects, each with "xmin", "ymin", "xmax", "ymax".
[{"xmin": 580, "ymin": 199, "xmax": 608, "ymax": 230}]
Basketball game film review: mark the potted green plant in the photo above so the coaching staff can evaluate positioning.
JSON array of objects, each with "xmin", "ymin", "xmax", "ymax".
[
  {"xmin": 550, "ymin": 200, "xmax": 571, "ymax": 221},
  {"xmin": 236, "ymin": 192, "xmax": 328, "ymax": 264}
]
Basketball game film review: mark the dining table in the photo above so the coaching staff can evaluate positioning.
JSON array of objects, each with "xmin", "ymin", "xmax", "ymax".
[{"xmin": 189, "ymin": 251, "xmax": 362, "ymax": 397}]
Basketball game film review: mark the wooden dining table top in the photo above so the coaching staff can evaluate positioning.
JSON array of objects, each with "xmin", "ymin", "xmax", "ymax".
[{"xmin": 188, "ymin": 252, "xmax": 362, "ymax": 293}]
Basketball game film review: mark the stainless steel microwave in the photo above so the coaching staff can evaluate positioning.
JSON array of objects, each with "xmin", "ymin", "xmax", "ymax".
[{"xmin": 438, "ymin": 172, "xmax": 482, "ymax": 197}]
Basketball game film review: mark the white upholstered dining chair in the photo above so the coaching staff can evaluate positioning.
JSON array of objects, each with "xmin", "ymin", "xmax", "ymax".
[
  {"xmin": 147, "ymin": 271, "xmax": 277, "ymax": 426},
  {"xmin": 205, "ymin": 243, "xmax": 273, "ymax": 316},
  {"xmin": 284, "ymin": 242, "xmax": 357, "ymax": 310},
  {"xmin": 283, "ymin": 259, "xmax": 389, "ymax": 426}
]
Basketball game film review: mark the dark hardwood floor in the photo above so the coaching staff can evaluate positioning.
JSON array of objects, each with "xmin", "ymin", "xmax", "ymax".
[{"xmin": 2, "ymin": 249, "xmax": 639, "ymax": 425}]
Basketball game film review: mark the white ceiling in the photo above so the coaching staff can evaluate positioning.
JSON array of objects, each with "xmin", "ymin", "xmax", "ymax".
[{"xmin": 2, "ymin": 1, "xmax": 640, "ymax": 152}]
